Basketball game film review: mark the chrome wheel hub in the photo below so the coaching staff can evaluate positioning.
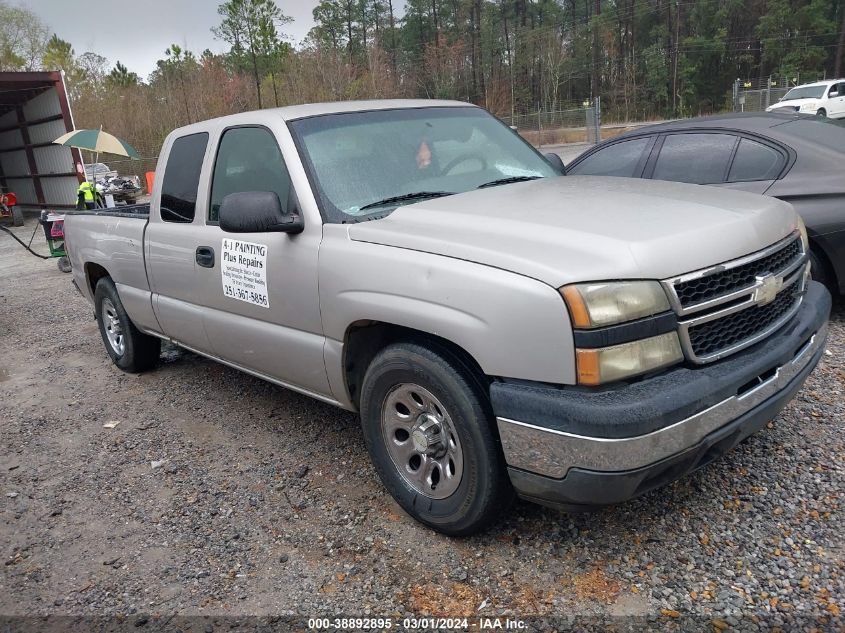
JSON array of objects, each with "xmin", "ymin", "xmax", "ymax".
[
  {"xmin": 381, "ymin": 383, "xmax": 464, "ymax": 499},
  {"xmin": 101, "ymin": 298, "xmax": 125, "ymax": 355},
  {"xmin": 411, "ymin": 414, "xmax": 445, "ymax": 456}
]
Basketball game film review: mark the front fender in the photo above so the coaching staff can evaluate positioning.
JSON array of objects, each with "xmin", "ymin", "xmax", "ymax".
[{"xmin": 319, "ymin": 226, "xmax": 576, "ymax": 403}]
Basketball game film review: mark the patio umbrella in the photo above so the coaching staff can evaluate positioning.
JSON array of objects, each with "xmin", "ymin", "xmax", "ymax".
[{"xmin": 53, "ymin": 127, "xmax": 140, "ymax": 183}]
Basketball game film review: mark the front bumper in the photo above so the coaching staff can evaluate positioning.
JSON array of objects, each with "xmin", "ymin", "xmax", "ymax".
[{"xmin": 492, "ymin": 281, "xmax": 831, "ymax": 510}]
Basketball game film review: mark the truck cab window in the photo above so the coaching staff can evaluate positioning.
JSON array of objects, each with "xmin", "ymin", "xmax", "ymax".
[
  {"xmin": 209, "ymin": 127, "xmax": 292, "ymax": 223},
  {"xmin": 160, "ymin": 133, "xmax": 208, "ymax": 223}
]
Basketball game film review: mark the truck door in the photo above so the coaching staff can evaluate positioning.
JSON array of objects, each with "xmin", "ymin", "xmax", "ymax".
[
  {"xmin": 145, "ymin": 132, "xmax": 215, "ymax": 353},
  {"xmin": 194, "ymin": 125, "xmax": 330, "ymax": 397}
]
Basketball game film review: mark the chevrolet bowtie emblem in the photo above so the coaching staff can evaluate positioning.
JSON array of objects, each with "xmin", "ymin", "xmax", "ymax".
[{"xmin": 753, "ymin": 273, "xmax": 784, "ymax": 305}]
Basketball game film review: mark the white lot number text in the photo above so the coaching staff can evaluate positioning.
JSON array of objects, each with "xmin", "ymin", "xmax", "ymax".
[{"xmin": 221, "ymin": 238, "xmax": 269, "ymax": 308}]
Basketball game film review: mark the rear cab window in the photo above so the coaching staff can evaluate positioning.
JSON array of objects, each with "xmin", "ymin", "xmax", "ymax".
[{"xmin": 160, "ymin": 133, "xmax": 209, "ymax": 223}]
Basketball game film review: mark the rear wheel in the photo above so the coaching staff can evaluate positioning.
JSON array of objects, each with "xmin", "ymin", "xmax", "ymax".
[
  {"xmin": 359, "ymin": 341, "xmax": 513, "ymax": 536},
  {"xmin": 94, "ymin": 277, "xmax": 160, "ymax": 372}
]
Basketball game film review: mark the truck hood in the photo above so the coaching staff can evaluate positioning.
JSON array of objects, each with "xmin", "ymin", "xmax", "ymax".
[{"xmin": 347, "ymin": 176, "xmax": 798, "ymax": 287}]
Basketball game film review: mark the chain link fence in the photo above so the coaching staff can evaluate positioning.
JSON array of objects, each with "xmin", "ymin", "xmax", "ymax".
[
  {"xmin": 501, "ymin": 98, "xmax": 602, "ymax": 147},
  {"xmin": 731, "ymin": 74, "xmax": 828, "ymax": 113},
  {"xmin": 103, "ymin": 157, "xmax": 159, "ymax": 179}
]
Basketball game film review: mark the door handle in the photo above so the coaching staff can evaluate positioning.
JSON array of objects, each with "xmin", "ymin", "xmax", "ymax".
[{"xmin": 196, "ymin": 246, "xmax": 215, "ymax": 268}]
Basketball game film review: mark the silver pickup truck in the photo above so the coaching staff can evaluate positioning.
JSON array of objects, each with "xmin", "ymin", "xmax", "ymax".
[{"xmin": 64, "ymin": 100, "xmax": 831, "ymax": 535}]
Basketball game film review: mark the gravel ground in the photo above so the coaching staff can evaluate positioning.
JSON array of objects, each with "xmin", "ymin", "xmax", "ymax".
[{"xmin": 1, "ymin": 217, "xmax": 843, "ymax": 631}]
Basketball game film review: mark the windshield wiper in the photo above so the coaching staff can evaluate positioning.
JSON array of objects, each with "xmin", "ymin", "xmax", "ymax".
[
  {"xmin": 358, "ymin": 191, "xmax": 454, "ymax": 211},
  {"xmin": 477, "ymin": 175, "xmax": 541, "ymax": 189}
]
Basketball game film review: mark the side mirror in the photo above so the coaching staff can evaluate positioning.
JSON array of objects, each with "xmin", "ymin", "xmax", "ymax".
[
  {"xmin": 830, "ymin": 91, "xmax": 839, "ymax": 98},
  {"xmin": 219, "ymin": 191, "xmax": 303, "ymax": 234},
  {"xmin": 544, "ymin": 152, "xmax": 567, "ymax": 175}
]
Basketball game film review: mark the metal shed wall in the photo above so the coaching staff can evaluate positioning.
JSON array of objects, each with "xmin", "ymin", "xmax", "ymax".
[{"xmin": 0, "ymin": 71, "xmax": 82, "ymax": 210}]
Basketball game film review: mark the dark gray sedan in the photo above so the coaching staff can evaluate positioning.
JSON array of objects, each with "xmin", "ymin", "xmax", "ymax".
[{"xmin": 566, "ymin": 113, "xmax": 845, "ymax": 292}]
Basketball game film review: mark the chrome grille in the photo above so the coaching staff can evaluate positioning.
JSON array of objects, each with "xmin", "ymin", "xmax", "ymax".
[
  {"xmin": 687, "ymin": 285, "xmax": 800, "ymax": 357},
  {"xmin": 663, "ymin": 232, "xmax": 807, "ymax": 364},
  {"xmin": 674, "ymin": 237, "xmax": 802, "ymax": 308}
]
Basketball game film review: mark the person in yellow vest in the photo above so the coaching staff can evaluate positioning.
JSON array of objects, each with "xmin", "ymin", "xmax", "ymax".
[{"xmin": 76, "ymin": 181, "xmax": 105, "ymax": 210}]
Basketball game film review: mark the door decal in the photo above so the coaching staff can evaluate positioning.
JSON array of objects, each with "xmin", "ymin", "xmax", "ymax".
[{"xmin": 221, "ymin": 238, "xmax": 269, "ymax": 308}]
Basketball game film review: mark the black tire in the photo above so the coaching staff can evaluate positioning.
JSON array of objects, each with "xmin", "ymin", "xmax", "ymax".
[
  {"xmin": 359, "ymin": 341, "xmax": 513, "ymax": 536},
  {"xmin": 56, "ymin": 256, "xmax": 72, "ymax": 273},
  {"xmin": 816, "ymin": 108, "xmax": 827, "ymax": 117},
  {"xmin": 94, "ymin": 277, "xmax": 160, "ymax": 372},
  {"xmin": 11, "ymin": 205, "xmax": 23, "ymax": 227},
  {"xmin": 809, "ymin": 249, "xmax": 832, "ymax": 289}
]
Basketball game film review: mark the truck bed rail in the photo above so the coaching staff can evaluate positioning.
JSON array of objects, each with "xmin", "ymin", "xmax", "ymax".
[{"xmin": 64, "ymin": 204, "xmax": 150, "ymax": 219}]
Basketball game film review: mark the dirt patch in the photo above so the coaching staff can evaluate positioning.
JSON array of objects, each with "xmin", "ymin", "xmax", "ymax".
[
  {"xmin": 570, "ymin": 567, "xmax": 623, "ymax": 604},
  {"xmin": 409, "ymin": 582, "xmax": 485, "ymax": 616}
]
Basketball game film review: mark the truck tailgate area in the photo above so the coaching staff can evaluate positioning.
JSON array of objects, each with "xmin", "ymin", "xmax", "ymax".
[{"xmin": 64, "ymin": 208, "xmax": 156, "ymax": 330}]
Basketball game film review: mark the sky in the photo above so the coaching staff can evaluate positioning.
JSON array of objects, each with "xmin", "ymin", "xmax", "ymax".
[{"xmin": 29, "ymin": 0, "xmax": 323, "ymax": 80}]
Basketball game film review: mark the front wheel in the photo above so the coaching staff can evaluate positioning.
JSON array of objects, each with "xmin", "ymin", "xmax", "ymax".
[
  {"xmin": 816, "ymin": 108, "xmax": 827, "ymax": 117},
  {"xmin": 359, "ymin": 341, "xmax": 513, "ymax": 535},
  {"xmin": 94, "ymin": 277, "xmax": 160, "ymax": 372}
]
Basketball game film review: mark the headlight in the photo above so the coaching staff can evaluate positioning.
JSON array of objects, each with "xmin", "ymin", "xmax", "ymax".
[
  {"xmin": 796, "ymin": 216, "xmax": 809, "ymax": 253},
  {"xmin": 576, "ymin": 332, "xmax": 684, "ymax": 385},
  {"xmin": 561, "ymin": 280, "xmax": 682, "ymax": 384},
  {"xmin": 560, "ymin": 280, "xmax": 671, "ymax": 328}
]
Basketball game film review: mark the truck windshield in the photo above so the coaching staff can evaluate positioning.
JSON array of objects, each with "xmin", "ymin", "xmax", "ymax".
[
  {"xmin": 289, "ymin": 106, "xmax": 558, "ymax": 222},
  {"xmin": 781, "ymin": 85, "xmax": 826, "ymax": 100}
]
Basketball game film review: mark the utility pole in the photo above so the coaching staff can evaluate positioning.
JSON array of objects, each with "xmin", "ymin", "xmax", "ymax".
[
  {"xmin": 592, "ymin": 0, "xmax": 601, "ymax": 99},
  {"xmin": 836, "ymin": 7, "xmax": 845, "ymax": 78}
]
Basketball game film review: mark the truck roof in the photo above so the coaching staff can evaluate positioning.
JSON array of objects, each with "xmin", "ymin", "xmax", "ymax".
[
  {"xmin": 278, "ymin": 98, "xmax": 475, "ymax": 120},
  {"xmin": 169, "ymin": 99, "xmax": 476, "ymax": 138}
]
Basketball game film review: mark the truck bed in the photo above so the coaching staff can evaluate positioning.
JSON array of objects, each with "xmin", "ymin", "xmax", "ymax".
[
  {"xmin": 64, "ymin": 205, "xmax": 152, "ymax": 314},
  {"xmin": 64, "ymin": 203, "xmax": 150, "ymax": 219}
]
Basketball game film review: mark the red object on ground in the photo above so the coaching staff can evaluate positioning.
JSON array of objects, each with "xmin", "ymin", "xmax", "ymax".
[{"xmin": 3, "ymin": 193, "xmax": 16, "ymax": 206}]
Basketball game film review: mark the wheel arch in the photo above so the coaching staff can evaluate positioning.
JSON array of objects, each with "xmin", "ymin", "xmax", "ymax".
[
  {"xmin": 85, "ymin": 262, "xmax": 111, "ymax": 295},
  {"xmin": 807, "ymin": 236, "xmax": 839, "ymax": 292},
  {"xmin": 342, "ymin": 320, "xmax": 490, "ymax": 410}
]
